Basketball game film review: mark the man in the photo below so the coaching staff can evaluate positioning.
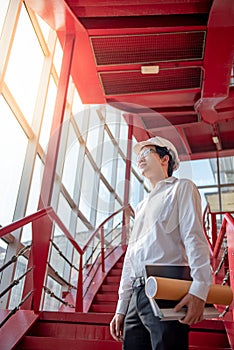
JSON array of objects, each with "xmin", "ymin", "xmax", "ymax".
[{"xmin": 110, "ymin": 136, "xmax": 212, "ymax": 350}]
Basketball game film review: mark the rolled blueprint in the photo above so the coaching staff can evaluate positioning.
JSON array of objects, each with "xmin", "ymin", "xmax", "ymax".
[{"xmin": 145, "ymin": 276, "xmax": 233, "ymax": 305}]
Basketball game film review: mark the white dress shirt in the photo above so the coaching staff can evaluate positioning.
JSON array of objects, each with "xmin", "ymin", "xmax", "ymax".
[{"xmin": 116, "ymin": 176, "xmax": 212, "ymax": 315}]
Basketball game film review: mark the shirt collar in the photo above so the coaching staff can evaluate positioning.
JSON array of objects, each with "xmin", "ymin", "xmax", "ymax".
[
  {"xmin": 149, "ymin": 176, "xmax": 177, "ymax": 194},
  {"xmin": 164, "ymin": 176, "xmax": 177, "ymax": 183}
]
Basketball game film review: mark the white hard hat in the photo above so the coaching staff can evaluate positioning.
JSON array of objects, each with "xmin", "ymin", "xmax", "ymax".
[{"xmin": 133, "ymin": 136, "xmax": 180, "ymax": 170}]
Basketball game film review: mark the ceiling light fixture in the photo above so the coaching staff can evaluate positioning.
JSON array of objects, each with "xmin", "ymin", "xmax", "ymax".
[
  {"xmin": 141, "ymin": 66, "xmax": 159, "ymax": 74},
  {"xmin": 212, "ymin": 136, "xmax": 219, "ymax": 144}
]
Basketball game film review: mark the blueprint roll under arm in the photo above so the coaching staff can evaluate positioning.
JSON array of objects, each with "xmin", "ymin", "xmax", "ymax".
[{"xmin": 145, "ymin": 276, "xmax": 233, "ymax": 306}]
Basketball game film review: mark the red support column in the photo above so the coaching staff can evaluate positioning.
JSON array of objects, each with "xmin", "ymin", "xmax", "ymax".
[
  {"xmin": 33, "ymin": 34, "xmax": 75, "ymax": 312},
  {"xmin": 225, "ymin": 214, "xmax": 234, "ymax": 319},
  {"xmin": 122, "ymin": 116, "xmax": 133, "ymax": 245}
]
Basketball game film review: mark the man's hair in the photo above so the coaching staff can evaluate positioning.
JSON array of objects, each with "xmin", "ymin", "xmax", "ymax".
[{"xmin": 154, "ymin": 145, "xmax": 175, "ymax": 177}]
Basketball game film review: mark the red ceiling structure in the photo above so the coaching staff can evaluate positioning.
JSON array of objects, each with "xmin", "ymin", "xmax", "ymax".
[{"xmin": 26, "ymin": 0, "xmax": 234, "ymax": 161}]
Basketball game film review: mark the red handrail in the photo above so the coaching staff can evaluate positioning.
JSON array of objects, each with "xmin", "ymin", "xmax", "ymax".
[
  {"xmin": 0, "ymin": 208, "xmax": 53, "ymax": 238},
  {"xmin": 0, "ymin": 203, "xmax": 134, "ymax": 313},
  {"xmin": 202, "ymin": 204, "xmax": 213, "ymax": 254},
  {"xmin": 203, "ymin": 205, "xmax": 234, "ymax": 256},
  {"xmin": 83, "ymin": 204, "xmax": 134, "ymax": 251},
  {"xmin": 213, "ymin": 214, "xmax": 233, "ymax": 258}
]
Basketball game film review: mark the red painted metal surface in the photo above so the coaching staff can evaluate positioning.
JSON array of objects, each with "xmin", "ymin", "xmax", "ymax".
[
  {"xmin": 25, "ymin": 0, "xmax": 234, "ymax": 161},
  {"xmin": 0, "ymin": 204, "xmax": 131, "ymax": 315},
  {"xmin": 0, "ymin": 310, "xmax": 38, "ymax": 350},
  {"xmin": 226, "ymin": 214, "xmax": 234, "ymax": 321}
]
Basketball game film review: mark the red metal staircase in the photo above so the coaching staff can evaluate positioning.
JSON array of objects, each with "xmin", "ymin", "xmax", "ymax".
[
  {"xmin": 1, "ymin": 206, "xmax": 234, "ymax": 349},
  {"xmin": 11, "ymin": 253, "xmax": 231, "ymax": 350},
  {"xmin": 89, "ymin": 256, "xmax": 123, "ymax": 313}
]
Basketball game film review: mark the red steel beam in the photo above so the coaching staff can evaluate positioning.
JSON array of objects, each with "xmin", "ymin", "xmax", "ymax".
[{"xmin": 195, "ymin": 0, "xmax": 234, "ymax": 124}]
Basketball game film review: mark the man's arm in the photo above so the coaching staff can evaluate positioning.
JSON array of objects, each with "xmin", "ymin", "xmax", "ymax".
[{"xmin": 177, "ymin": 180, "xmax": 212, "ymax": 323}]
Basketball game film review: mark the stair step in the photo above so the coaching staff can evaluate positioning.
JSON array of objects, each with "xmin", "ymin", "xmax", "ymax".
[
  {"xmin": 20, "ymin": 336, "xmax": 122, "ymax": 350},
  {"xmin": 115, "ymin": 262, "xmax": 123, "ymax": 269},
  {"xmin": 189, "ymin": 320, "xmax": 231, "ymax": 349},
  {"xmin": 105, "ymin": 276, "xmax": 121, "ymax": 284},
  {"xmin": 90, "ymin": 304, "xmax": 116, "ymax": 313},
  {"xmin": 27, "ymin": 322, "xmax": 113, "ymax": 341},
  {"xmin": 189, "ymin": 331, "xmax": 230, "ymax": 349},
  {"xmin": 99, "ymin": 284, "xmax": 119, "ymax": 292},
  {"xmin": 94, "ymin": 293, "xmax": 118, "ymax": 302},
  {"xmin": 108, "ymin": 269, "xmax": 122, "ymax": 276},
  {"xmin": 189, "ymin": 347, "xmax": 230, "ymax": 350}
]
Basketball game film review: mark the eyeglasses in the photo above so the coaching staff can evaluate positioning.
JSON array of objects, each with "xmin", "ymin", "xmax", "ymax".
[{"xmin": 136, "ymin": 148, "xmax": 156, "ymax": 162}]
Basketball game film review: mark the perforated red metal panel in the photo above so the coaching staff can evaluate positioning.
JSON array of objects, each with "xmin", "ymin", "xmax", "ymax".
[
  {"xmin": 91, "ymin": 31, "xmax": 205, "ymax": 66},
  {"xmin": 100, "ymin": 67, "xmax": 202, "ymax": 95}
]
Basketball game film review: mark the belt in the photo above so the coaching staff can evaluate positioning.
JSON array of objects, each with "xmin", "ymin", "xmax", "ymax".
[{"xmin": 132, "ymin": 276, "xmax": 145, "ymax": 288}]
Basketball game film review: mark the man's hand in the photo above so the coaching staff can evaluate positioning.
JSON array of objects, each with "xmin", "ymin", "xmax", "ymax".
[
  {"xmin": 110, "ymin": 313, "xmax": 125, "ymax": 341},
  {"xmin": 174, "ymin": 293, "xmax": 205, "ymax": 325}
]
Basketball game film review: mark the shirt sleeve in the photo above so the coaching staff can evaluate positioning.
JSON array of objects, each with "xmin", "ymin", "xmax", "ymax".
[
  {"xmin": 178, "ymin": 180, "xmax": 213, "ymax": 301},
  {"xmin": 115, "ymin": 247, "xmax": 133, "ymax": 315}
]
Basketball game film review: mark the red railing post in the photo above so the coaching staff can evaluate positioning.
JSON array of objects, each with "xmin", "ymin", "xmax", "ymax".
[
  {"xmin": 32, "ymin": 215, "xmax": 53, "ymax": 313},
  {"xmin": 100, "ymin": 226, "xmax": 105, "ymax": 273},
  {"xmin": 76, "ymin": 254, "xmax": 83, "ymax": 312},
  {"xmin": 211, "ymin": 212, "xmax": 218, "ymax": 249}
]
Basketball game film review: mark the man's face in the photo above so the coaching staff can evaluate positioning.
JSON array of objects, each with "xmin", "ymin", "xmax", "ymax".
[{"xmin": 137, "ymin": 146, "xmax": 164, "ymax": 178}]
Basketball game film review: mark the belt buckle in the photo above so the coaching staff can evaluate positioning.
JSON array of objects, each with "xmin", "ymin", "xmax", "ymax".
[{"xmin": 134, "ymin": 277, "xmax": 144, "ymax": 288}]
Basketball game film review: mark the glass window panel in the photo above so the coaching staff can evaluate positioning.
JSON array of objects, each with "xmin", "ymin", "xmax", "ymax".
[
  {"xmin": 86, "ymin": 110, "xmax": 101, "ymax": 163},
  {"xmin": 175, "ymin": 159, "xmax": 216, "ymax": 186},
  {"xmin": 220, "ymin": 186, "xmax": 234, "ymax": 212},
  {"xmin": 200, "ymin": 187, "xmax": 219, "ymax": 213},
  {"xmin": 105, "ymin": 106, "xmax": 120, "ymax": 138},
  {"xmin": 4, "ymin": 4, "xmax": 44, "ymax": 125},
  {"xmin": 96, "ymin": 180, "xmax": 111, "ymax": 226},
  {"xmin": 53, "ymin": 38, "xmax": 63, "ymax": 77},
  {"xmin": 101, "ymin": 130, "xmax": 115, "ymax": 186},
  {"xmin": 62, "ymin": 124, "xmax": 80, "ymax": 197},
  {"xmin": 130, "ymin": 172, "xmax": 142, "ymax": 210},
  {"xmin": 72, "ymin": 88, "xmax": 84, "ymax": 116},
  {"xmin": 76, "ymin": 217, "xmax": 89, "ymax": 234},
  {"xmin": 116, "ymin": 156, "xmax": 126, "ymax": 200},
  {"xmin": 0, "ymin": 96, "xmax": 28, "ymax": 225},
  {"xmin": 39, "ymin": 77, "xmax": 57, "ymax": 150},
  {"xmin": 218, "ymin": 156, "xmax": 234, "ymax": 184},
  {"xmin": 35, "ymin": 13, "xmax": 51, "ymax": 42},
  {"xmin": 204, "ymin": 186, "xmax": 234, "ymax": 213},
  {"xmin": 9, "ymin": 255, "xmax": 27, "ymax": 308},
  {"xmin": 0, "ymin": 0, "xmax": 9, "ymax": 37},
  {"xmin": 21, "ymin": 223, "xmax": 32, "ymax": 245},
  {"xmin": 50, "ymin": 237, "xmax": 66, "ymax": 274},
  {"xmin": 57, "ymin": 193, "xmax": 71, "ymax": 230},
  {"xmin": 26, "ymin": 156, "xmax": 43, "ymax": 216},
  {"xmin": 113, "ymin": 200, "xmax": 122, "ymax": 228},
  {"xmin": 79, "ymin": 155, "xmax": 95, "ymax": 221},
  {"xmin": 119, "ymin": 117, "xmax": 128, "ymax": 154},
  {"xmin": 43, "ymin": 276, "xmax": 62, "ymax": 311},
  {"xmin": 74, "ymin": 108, "xmax": 90, "ymax": 141},
  {"xmin": 0, "ymin": 239, "xmax": 8, "ymax": 279}
]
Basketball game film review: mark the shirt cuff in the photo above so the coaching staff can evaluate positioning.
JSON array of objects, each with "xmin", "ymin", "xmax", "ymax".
[
  {"xmin": 116, "ymin": 299, "xmax": 130, "ymax": 315},
  {"xmin": 189, "ymin": 281, "xmax": 211, "ymax": 302}
]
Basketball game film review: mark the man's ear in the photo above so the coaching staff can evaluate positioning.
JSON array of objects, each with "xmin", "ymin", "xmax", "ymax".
[{"xmin": 161, "ymin": 154, "xmax": 170, "ymax": 166}]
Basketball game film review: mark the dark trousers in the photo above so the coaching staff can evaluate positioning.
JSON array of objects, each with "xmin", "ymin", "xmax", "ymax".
[{"xmin": 123, "ymin": 286, "xmax": 189, "ymax": 350}]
